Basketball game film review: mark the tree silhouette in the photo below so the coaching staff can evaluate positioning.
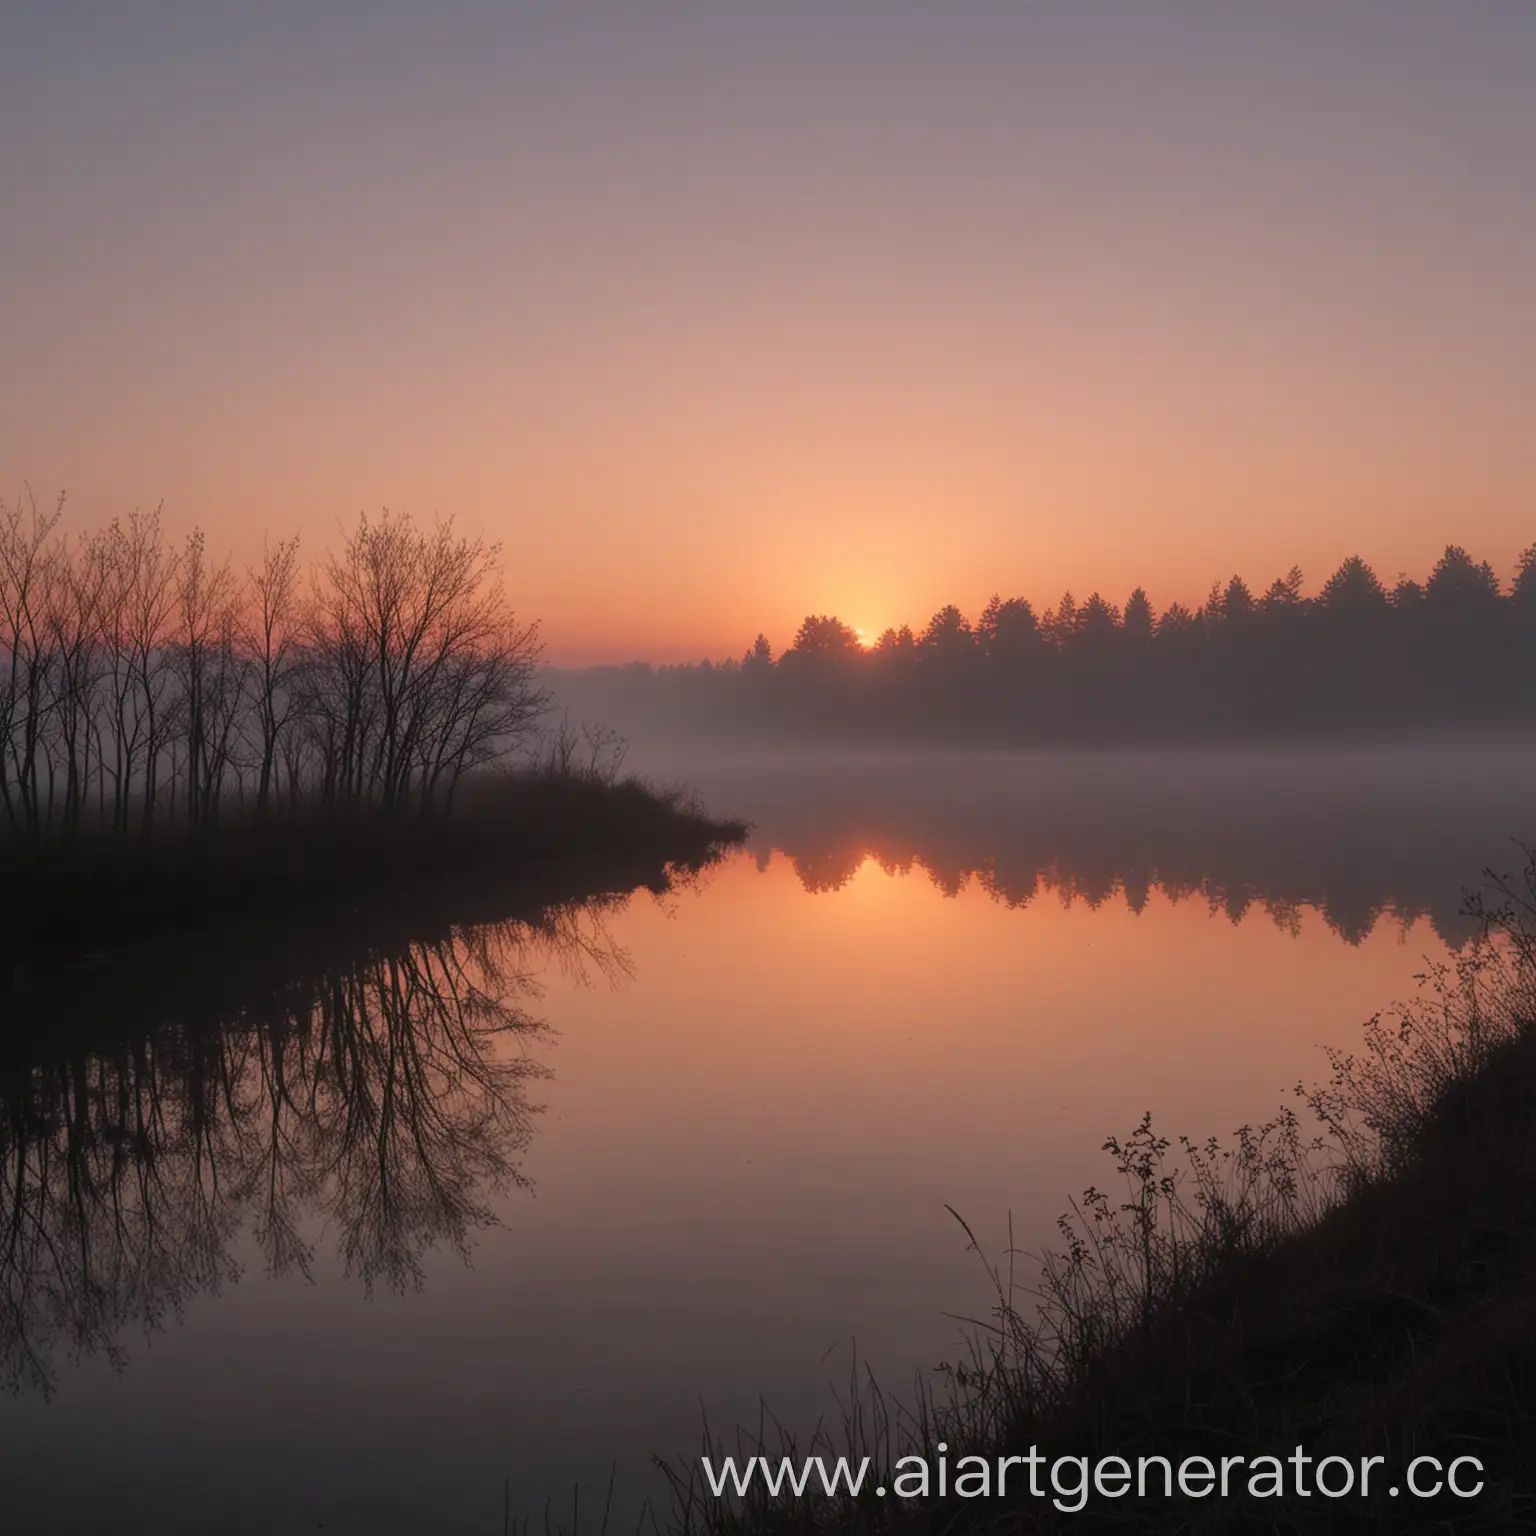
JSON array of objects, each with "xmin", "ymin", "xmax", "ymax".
[
  {"xmin": 0, "ymin": 498, "xmax": 548, "ymax": 845},
  {"xmin": 549, "ymin": 539, "xmax": 1536, "ymax": 746},
  {"xmin": 1317, "ymin": 555, "xmax": 1390, "ymax": 616},
  {"xmin": 1426, "ymin": 544, "xmax": 1501, "ymax": 611},
  {"xmin": 1260, "ymin": 566, "xmax": 1306, "ymax": 613},
  {"xmin": 1076, "ymin": 592, "xmax": 1121, "ymax": 645},
  {"xmin": 741, "ymin": 633, "xmax": 773, "ymax": 672},
  {"xmin": 1514, "ymin": 544, "xmax": 1536, "ymax": 611},
  {"xmin": 919, "ymin": 604, "xmax": 974, "ymax": 657},
  {"xmin": 873, "ymin": 624, "xmax": 916, "ymax": 659},
  {"xmin": 786, "ymin": 614, "xmax": 862, "ymax": 663},
  {"xmin": 1122, "ymin": 588, "xmax": 1155, "ymax": 645}
]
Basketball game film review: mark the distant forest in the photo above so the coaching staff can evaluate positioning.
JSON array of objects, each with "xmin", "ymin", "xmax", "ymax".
[{"xmin": 556, "ymin": 544, "xmax": 1536, "ymax": 742}]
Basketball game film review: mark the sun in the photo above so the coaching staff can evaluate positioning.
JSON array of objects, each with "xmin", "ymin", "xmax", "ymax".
[{"xmin": 854, "ymin": 627, "xmax": 874, "ymax": 648}]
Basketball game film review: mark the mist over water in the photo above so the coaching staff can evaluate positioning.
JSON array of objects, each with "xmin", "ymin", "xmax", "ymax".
[
  {"xmin": 2, "ymin": 743, "xmax": 1532, "ymax": 1531},
  {"xmin": 628, "ymin": 742, "xmax": 1536, "ymax": 948}
]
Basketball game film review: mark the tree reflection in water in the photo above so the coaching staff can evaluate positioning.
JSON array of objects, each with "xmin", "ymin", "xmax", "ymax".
[{"xmin": 0, "ymin": 901, "xmax": 631, "ymax": 1398}]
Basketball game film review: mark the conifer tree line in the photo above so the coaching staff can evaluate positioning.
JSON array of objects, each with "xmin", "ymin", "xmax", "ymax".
[
  {"xmin": 607, "ymin": 544, "xmax": 1536, "ymax": 740},
  {"xmin": 0, "ymin": 493, "xmax": 547, "ymax": 843}
]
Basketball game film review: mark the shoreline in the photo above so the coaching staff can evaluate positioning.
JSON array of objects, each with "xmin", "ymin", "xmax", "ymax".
[
  {"xmin": 1, "ymin": 769, "xmax": 748, "ymax": 976},
  {"xmin": 665, "ymin": 866, "xmax": 1536, "ymax": 1533}
]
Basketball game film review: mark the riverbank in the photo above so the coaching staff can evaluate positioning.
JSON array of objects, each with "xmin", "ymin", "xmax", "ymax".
[
  {"xmin": 670, "ymin": 867, "xmax": 1536, "ymax": 1534},
  {"xmin": 1, "ymin": 769, "xmax": 747, "ymax": 972}
]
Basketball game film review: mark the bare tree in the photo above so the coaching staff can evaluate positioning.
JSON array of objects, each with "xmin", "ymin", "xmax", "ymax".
[
  {"xmin": 42, "ymin": 521, "xmax": 108, "ymax": 834},
  {"xmin": 308, "ymin": 511, "xmax": 546, "ymax": 816},
  {"xmin": 173, "ymin": 529, "xmax": 248, "ymax": 827},
  {"xmin": 244, "ymin": 536, "xmax": 303, "ymax": 817},
  {"xmin": 95, "ymin": 508, "xmax": 180, "ymax": 832},
  {"xmin": 0, "ymin": 491, "xmax": 66, "ymax": 842},
  {"xmin": 0, "ymin": 500, "xmax": 550, "ymax": 843}
]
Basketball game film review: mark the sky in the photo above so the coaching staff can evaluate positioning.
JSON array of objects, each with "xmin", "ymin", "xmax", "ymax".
[{"xmin": 3, "ymin": 2, "xmax": 1534, "ymax": 663}]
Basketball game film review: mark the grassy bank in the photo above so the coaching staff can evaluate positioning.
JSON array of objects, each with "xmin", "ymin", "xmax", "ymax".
[
  {"xmin": 668, "ymin": 861, "xmax": 1536, "ymax": 1534},
  {"xmin": 1, "ymin": 768, "xmax": 746, "ymax": 971}
]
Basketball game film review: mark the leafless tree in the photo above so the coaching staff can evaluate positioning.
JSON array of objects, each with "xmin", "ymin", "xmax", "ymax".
[
  {"xmin": 307, "ymin": 510, "xmax": 547, "ymax": 816},
  {"xmin": 244, "ymin": 536, "xmax": 303, "ymax": 817},
  {"xmin": 0, "ymin": 491, "xmax": 65, "ymax": 841},
  {"xmin": 173, "ymin": 529, "xmax": 249, "ymax": 826},
  {"xmin": 0, "ymin": 499, "xmax": 550, "ymax": 844}
]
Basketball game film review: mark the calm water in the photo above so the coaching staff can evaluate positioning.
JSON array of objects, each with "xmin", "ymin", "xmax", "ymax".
[{"xmin": 2, "ymin": 747, "xmax": 1533, "ymax": 1533}]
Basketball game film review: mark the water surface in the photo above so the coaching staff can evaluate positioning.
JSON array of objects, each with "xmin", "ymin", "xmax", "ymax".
[{"xmin": 2, "ymin": 747, "xmax": 1532, "ymax": 1532}]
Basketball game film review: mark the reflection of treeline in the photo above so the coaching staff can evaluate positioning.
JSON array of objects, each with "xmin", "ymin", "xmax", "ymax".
[
  {"xmin": 721, "ymin": 753, "xmax": 1532, "ymax": 947},
  {"xmin": 0, "ymin": 493, "xmax": 545, "ymax": 844},
  {"xmin": 559, "ymin": 544, "xmax": 1536, "ymax": 741},
  {"xmin": 671, "ymin": 871, "xmax": 1536, "ymax": 1533},
  {"xmin": 0, "ymin": 902, "xmax": 626, "ymax": 1399},
  {"xmin": 0, "ymin": 806, "xmax": 727, "ymax": 1396},
  {"xmin": 785, "ymin": 845, "xmax": 1455, "ymax": 947}
]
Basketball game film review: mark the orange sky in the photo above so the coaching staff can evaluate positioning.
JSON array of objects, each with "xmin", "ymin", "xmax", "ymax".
[{"xmin": 3, "ymin": 5, "xmax": 1533, "ymax": 663}]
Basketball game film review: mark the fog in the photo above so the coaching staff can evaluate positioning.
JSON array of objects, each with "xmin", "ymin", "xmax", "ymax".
[{"xmin": 596, "ymin": 737, "xmax": 1536, "ymax": 949}]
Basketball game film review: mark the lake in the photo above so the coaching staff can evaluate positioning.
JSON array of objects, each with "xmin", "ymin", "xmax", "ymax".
[{"xmin": 2, "ymin": 746, "xmax": 1533, "ymax": 1533}]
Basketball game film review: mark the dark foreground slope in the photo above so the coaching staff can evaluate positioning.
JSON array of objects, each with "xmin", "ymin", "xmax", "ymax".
[
  {"xmin": 1, "ymin": 769, "xmax": 746, "ymax": 971},
  {"xmin": 672, "ymin": 872, "xmax": 1536, "ymax": 1535},
  {"xmin": 956, "ymin": 1028, "xmax": 1536, "ymax": 1533}
]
